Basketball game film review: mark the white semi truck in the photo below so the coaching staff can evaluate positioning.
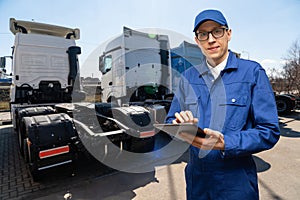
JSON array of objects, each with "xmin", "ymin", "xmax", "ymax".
[{"xmin": 3, "ymin": 18, "xmax": 164, "ymax": 180}]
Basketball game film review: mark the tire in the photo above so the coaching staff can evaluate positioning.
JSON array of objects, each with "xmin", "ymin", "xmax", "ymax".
[
  {"xmin": 18, "ymin": 119, "xmax": 28, "ymax": 157},
  {"xmin": 23, "ymin": 138, "xmax": 29, "ymax": 163},
  {"xmin": 28, "ymin": 154, "xmax": 40, "ymax": 181},
  {"xmin": 18, "ymin": 127, "xmax": 24, "ymax": 156},
  {"xmin": 30, "ymin": 166, "xmax": 40, "ymax": 182},
  {"xmin": 276, "ymin": 98, "xmax": 291, "ymax": 114},
  {"xmin": 25, "ymin": 138, "xmax": 40, "ymax": 181}
]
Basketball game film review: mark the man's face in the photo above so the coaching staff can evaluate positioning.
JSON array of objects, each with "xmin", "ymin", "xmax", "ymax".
[{"xmin": 195, "ymin": 20, "xmax": 231, "ymax": 66}]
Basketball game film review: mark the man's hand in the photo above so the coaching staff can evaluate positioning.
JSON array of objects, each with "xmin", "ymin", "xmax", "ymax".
[
  {"xmin": 172, "ymin": 111, "xmax": 198, "ymax": 124},
  {"xmin": 180, "ymin": 128, "xmax": 225, "ymax": 150},
  {"xmin": 172, "ymin": 111, "xmax": 224, "ymax": 150}
]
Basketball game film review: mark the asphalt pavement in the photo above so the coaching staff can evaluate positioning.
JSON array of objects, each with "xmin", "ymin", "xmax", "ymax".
[{"xmin": 255, "ymin": 112, "xmax": 300, "ymax": 200}]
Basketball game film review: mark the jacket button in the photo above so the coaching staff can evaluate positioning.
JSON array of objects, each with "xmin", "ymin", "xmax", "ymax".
[{"xmin": 231, "ymin": 98, "xmax": 236, "ymax": 103}]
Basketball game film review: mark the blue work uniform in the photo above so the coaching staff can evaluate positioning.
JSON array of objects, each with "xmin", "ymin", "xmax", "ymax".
[{"xmin": 166, "ymin": 51, "xmax": 280, "ymax": 200}]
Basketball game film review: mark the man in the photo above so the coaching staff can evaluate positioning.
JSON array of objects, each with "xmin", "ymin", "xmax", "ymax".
[{"xmin": 166, "ymin": 9, "xmax": 280, "ymax": 200}]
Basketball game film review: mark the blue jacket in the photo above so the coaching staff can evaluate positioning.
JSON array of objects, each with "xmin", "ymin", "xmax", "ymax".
[{"xmin": 166, "ymin": 51, "xmax": 280, "ymax": 199}]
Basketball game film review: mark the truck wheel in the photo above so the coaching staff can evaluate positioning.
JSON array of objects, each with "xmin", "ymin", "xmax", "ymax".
[
  {"xmin": 28, "ymin": 155, "xmax": 40, "ymax": 181},
  {"xmin": 24, "ymin": 138, "xmax": 40, "ymax": 181},
  {"xmin": 30, "ymin": 166, "xmax": 40, "ymax": 182},
  {"xmin": 18, "ymin": 129, "xmax": 25, "ymax": 156},
  {"xmin": 23, "ymin": 139, "xmax": 29, "ymax": 163},
  {"xmin": 276, "ymin": 98, "xmax": 290, "ymax": 114}
]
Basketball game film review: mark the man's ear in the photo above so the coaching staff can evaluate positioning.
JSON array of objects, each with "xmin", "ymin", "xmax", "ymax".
[{"xmin": 227, "ymin": 29, "xmax": 232, "ymax": 42}]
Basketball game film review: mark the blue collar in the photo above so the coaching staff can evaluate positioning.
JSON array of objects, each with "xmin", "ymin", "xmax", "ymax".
[{"xmin": 197, "ymin": 50, "xmax": 238, "ymax": 77}]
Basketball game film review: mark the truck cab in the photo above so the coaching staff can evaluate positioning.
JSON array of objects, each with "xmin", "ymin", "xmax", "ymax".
[
  {"xmin": 9, "ymin": 18, "xmax": 82, "ymax": 105},
  {"xmin": 99, "ymin": 27, "xmax": 172, "ymax": 105}
]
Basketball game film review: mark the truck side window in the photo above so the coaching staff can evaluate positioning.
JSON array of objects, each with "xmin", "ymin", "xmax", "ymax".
[
  {"xmin": 104, "ymin": 56, "xmax": 112, "ymax": 72},
  {"xmin": 100, "ymin": 55, "xmax": 112, "ymax": 74}
]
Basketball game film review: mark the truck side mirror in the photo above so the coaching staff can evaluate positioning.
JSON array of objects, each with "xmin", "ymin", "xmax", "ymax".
[
  {"xmin": 0, "ymin": 57, "xmax": 6, "ymax": 68},
  {"xmin": 67, "ymin": 46, "xmax": 81, "ymax": 89}
]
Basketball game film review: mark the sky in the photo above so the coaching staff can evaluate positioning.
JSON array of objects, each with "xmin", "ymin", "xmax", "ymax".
[{"xmin": 0, "ymin": 0, "xmax": 300, "ymax": 78}]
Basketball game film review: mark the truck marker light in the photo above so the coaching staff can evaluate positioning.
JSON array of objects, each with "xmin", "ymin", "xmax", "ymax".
[
  {"xmin": 140, "ymin": 130, "xmax": 155, "ymax": 138},
  {"xmin": 39, "ymin": 145, "xmax": 70, "ymax": 159}
]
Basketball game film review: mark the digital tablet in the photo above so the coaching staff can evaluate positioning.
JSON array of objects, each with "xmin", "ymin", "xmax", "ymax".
[{"xmin": 153, "ymin": 123, "xmax": 206, "ymax": 140}]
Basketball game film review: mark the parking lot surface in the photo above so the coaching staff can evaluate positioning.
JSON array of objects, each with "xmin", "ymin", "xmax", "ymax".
[{"xmin": 0, "ymin": 111, "xmax": 300, "ymax": 200}]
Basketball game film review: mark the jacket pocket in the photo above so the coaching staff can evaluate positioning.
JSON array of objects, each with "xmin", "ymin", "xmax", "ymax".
[
  {"xmin": 220, "ymin": 94, "xmax": 249, "ymax": 130},
  {"xmin": 184, "ymin": 98, "xmax": 198, "ymax": 117}
]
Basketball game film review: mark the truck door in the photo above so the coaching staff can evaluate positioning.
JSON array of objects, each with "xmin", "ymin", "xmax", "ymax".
[
  {"xmin": 111, "ymin": 49, "xmax": 126, "ymax": 101},
  {"xmin": 99, "ymin": 54, "xmax": 113, "ymax": 102}
]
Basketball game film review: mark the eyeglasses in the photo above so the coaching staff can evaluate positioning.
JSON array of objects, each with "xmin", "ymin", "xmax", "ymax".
[{"xmin": 195, "ymin": 27, "xmax": 228, "ymax": 41}]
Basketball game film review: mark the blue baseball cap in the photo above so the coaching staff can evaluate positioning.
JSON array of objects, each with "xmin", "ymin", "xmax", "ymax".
[{"xmin": 193, "ymin": 9, "xmax": 228, "ymax": 32}]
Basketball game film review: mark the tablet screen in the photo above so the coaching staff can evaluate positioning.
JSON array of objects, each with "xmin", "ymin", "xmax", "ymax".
[{"xmin": 153, "ymin": 123, "xmax": 205, "ymax": 140}]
